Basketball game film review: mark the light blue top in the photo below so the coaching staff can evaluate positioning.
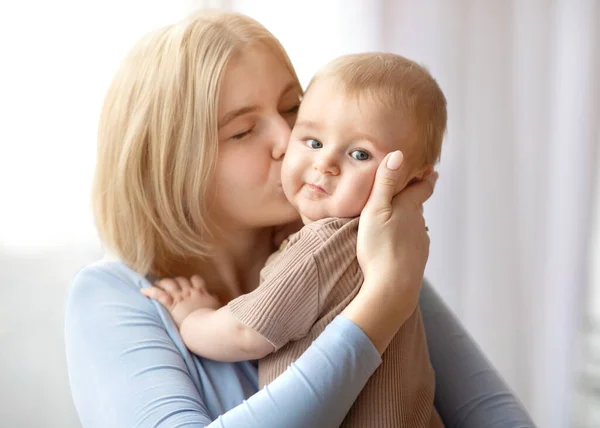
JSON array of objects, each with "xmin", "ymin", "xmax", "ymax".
[
  {"xmin": 65, "ymin": 260, "xmax": 537, "ymax": 428},
  {"xmin": 65, "ymin": 260, "xmax": 382, "ymax": 428}
]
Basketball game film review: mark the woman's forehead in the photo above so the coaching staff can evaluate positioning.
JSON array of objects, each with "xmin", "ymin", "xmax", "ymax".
[{"xmin": 218, "ymin": 44, "xmax": 298, "ymax": 119}]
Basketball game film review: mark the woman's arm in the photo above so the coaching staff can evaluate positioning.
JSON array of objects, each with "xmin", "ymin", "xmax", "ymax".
[
  {"xmin": 66, "ymin": 263, "xmax": 381, "ymax": 428},
  {"xmin": 216, "ymin": 315, "xmax": 381, "ymax": 428},
  {"xmin": 344, "ymin": 151, "xmax": 437, "ymax": 354},
  {"xmin": 419, "ymin": 280, "xmax": 536, "ymax": 428}
]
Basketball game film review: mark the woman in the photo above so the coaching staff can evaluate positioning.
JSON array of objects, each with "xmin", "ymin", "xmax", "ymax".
[{"xmin": 65, "ymin": 10, "xmax": 528, "ymax": 428}]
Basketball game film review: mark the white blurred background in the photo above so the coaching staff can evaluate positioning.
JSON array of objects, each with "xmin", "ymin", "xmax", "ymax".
[{"xmin": 0, "ymin": 1, "xmax": 598, "ymax": 427}]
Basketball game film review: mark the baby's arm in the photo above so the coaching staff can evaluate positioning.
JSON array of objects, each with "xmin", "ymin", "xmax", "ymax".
[
  {"xmin": 181, "ymin": 306, "xmax": 275, "ymax": 361},
  {"xmin": 141, "ymin": 276, "xmax": 274, "ymax": 361}
]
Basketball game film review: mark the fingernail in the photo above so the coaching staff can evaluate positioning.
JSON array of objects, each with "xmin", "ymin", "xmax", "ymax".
[{"xmin": 386, "ymin": 151, "xmax": 403, "ymax": 170}]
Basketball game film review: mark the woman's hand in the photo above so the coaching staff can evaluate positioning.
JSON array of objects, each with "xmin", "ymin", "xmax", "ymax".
[
  {"xmin": 358, "ymin": 150, "xmax": 435, "ymax": 304},
  {"xmin": 343, "ymin": 151, "xmax": 438, "ymax": 354}
]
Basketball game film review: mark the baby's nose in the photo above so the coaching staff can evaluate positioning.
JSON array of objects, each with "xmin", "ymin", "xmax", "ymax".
[{"xmin": 313, "ymin": 157, "xmax": 340, "ymax": 175}]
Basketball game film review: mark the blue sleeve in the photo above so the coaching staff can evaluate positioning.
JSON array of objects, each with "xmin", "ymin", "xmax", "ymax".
[
  {"xmin": 215, "ymin": 316, "xmax": 381, "ymax": 428},
  {"xmin": 65, "ymin": 264, "xmax": 381, "ymax": 428},
  {"xmin": 65, "ymin": 266, "xmax": 214, "ymax": 427},
  {"xmin": 419, "ymin": 280, "xmax": 535, "ymax": 428}
]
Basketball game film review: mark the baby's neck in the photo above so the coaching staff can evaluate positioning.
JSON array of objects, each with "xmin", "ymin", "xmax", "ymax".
[{"xmin": 299, "ymin": 213, "xmax": 358, "ymax": 225}]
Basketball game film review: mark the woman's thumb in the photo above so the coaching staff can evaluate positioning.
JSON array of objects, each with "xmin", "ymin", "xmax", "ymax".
[{"xmin": 367, "ymin": 151, "xmax": 404, "ymax": 211}]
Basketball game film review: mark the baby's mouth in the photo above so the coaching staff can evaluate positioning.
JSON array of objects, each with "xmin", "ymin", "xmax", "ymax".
[{"xmin": 306, "ymin": 183, "xmax": 329, "ymax": 195}]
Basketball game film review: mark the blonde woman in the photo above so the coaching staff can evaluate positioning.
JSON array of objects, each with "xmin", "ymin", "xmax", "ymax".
[{"xmin": 65, "ymin": 10, "xmax": 532, "ymax": 428}]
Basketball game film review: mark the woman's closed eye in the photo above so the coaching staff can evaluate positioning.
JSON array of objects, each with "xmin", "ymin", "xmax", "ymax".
[
  {"xmin": 281, "ymin": 105, "xmax": 300, "ymax": 128},
  {"xmin": 305, "ymin": 139, "xmax": 323, "ymax": 149},
  {"xmin": 283, "ymin": 104, "xmax": 300, "ymax": 115},
  {"xmin": 231, "ymin": 127, "xmax": 254, "ymax": 141}
]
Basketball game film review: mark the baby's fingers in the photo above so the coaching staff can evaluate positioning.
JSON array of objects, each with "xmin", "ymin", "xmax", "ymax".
[
  {"xmin": 190, "ymin": 275, "xmax": 206, "ymax": 290},
  {"xmin": 141, "ymin": 286, "xmax": 174, "ymax": 308},
  {"xmin": 174, "ymin": 276, "xmax": 194, "ymax": 292},
  {"xmin": 157, "ymin": 278, "xmax": 181, "ymax": 295}
]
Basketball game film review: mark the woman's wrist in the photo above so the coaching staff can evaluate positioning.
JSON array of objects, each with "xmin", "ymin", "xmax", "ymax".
[{"xmin": 341, "ymin": 277, "xmax": 417, "ymax": 355}]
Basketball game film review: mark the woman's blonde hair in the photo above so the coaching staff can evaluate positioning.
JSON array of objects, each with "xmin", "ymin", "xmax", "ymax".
[
  {"xmin": 93, "ymin": 10, "xmax": 300, "ymax": 276},
  {"xmin": 309, "ymin": 53, "xmax": 447, "ymax": 166}
]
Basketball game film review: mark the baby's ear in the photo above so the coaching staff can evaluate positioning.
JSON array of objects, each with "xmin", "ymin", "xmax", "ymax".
[{"xmin": 406, "ymin": 164, "xmax": 435, "ymax": 186}]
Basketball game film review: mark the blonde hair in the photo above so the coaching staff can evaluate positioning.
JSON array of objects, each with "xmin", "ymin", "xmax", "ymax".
[
  {"xmin": 93, "ymin": 10, "xmax": 300, "ymax": 276},
  {"xmin": 308, "ymin": 52, "xmax": 447, "ymax": 165}
]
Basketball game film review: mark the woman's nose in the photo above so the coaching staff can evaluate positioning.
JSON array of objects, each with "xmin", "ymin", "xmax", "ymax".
[
  {"xmin": 271, "ymin": 116, "xmax": 291, "ymax": 160},
  {"xmin": 313, "ymin": 156, "xmax": 340, "ymax": 176}
]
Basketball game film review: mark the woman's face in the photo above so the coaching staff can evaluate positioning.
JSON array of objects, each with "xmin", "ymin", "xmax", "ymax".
[{"xmin": 212, "ymin": 43, "xmax": 302, "ymax": 232}]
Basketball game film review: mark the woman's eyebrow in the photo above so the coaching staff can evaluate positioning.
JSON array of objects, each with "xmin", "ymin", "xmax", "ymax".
[
  {"xmin": 218, "ymin": 106, "xmax": 259, "ymax": 129},
  {"xmin": 219, "ymin": 83, "xmax": 299, "ymax": 129}
]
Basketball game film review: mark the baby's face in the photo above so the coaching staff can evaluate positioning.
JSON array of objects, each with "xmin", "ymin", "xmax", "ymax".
[{"xmin": 282, "ymin": 78, "xmax": 419, "ymax": 223}]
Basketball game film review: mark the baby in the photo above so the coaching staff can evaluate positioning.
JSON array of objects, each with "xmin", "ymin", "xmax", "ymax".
[{"xmin": 143, "ymin": 52, "xmax": 447, "ymax": 427}]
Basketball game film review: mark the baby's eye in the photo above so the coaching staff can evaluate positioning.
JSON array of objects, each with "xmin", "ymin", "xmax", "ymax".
[
  {"xmin": 350, "ymin": 149, "xmax": 370, "ymax": 161},
  {"xmin": 306, "ymin": 139, "xmax": 323, "ymax": 149}
]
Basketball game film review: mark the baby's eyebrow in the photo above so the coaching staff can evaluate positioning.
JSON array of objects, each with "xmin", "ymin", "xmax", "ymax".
[
  {"xmin": 351, "ymin": 132, "xmax": 380, "ymax": 146},
  {"xmin": 293, "ymin": 120, "xmax": 322, "ymax": 131}
]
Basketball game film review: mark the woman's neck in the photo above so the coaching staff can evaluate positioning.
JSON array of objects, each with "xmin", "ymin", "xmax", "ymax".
[{"xmin": 166, "ymin": 226, "xmax": 275, "ymax": 303}]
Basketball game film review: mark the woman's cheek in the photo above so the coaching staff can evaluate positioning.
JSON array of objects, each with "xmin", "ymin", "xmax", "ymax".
[{"xmin": 222, "ymin": 147, "xmax": 267, "ymax": 188}]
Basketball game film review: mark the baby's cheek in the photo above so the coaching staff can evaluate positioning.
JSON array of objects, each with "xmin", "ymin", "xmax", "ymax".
[
  {"xmin": 353, "ymin": 174, "xmax": 377, "ymax": 210},
  {"xmin": 335, "ymin": 180, "xmax": 372, "ymax": 218},
  {"xmin": 281, "ymin": 158, "xmax": 303, "ymax": 200}
]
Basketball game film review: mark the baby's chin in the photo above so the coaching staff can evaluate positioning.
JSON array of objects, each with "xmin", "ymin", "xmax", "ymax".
[
  {"xmin": 297, "ymin": 206, "xmax": 362, "ymax": 225},
  {"xmin": 296, "ymin": 206, "xmax": 325, "ymax": 225}
]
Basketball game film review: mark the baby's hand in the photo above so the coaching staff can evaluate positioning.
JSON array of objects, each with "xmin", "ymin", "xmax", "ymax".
[{"xmin": 141, "ymin": 275, "xmax": 222, "ymax": 328}]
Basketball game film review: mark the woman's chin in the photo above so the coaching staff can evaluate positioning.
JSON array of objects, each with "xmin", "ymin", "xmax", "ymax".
[{"xmin": 272, "ymin": 204, "xmax": 301, "ymax": 225}]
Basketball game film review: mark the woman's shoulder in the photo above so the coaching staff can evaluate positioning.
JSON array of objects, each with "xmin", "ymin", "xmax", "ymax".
[
  {"xmin": 71, "ymin": 259, "xmax": 150, "ymax": 289},
  {"xmin": 73, "ymin": 259, "xmax": 147, "ymax": 287},
  {"xmin": 66, "ymin": 259, "xmax": 154, "ymax": 318}
]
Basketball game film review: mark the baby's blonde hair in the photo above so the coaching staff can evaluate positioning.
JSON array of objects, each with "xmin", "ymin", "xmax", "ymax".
[
  {"xmin": 308, "ymin": 52, "xmax": 447, "ymax": 165},
  {"xmin": 93, "ymin": 10, "xmax": 300, "ymax": 276}
]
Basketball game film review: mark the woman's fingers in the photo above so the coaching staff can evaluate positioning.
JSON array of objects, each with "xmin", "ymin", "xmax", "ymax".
[{"xmin": 364, "ymin": 151, "xmax": 405, "ymax": 217}]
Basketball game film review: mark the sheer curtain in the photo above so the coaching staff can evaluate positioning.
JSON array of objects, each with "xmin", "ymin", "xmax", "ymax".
[
  {"xmin": 2, "ymin": 1, "xmax": 597, "ymax": 427},
  {"xmin": 217, "ymin": 1, "xmax": 599, "ymax": 427}
]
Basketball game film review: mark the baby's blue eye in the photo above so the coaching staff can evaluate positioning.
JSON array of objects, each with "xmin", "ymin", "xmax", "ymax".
[
  {"xmin": 350, "ymin": 150, "xmax": 370, "ymax": 161},
  {"xmin": 306, "ymin": 139, "xmax": 323, "ymax": 149}
]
